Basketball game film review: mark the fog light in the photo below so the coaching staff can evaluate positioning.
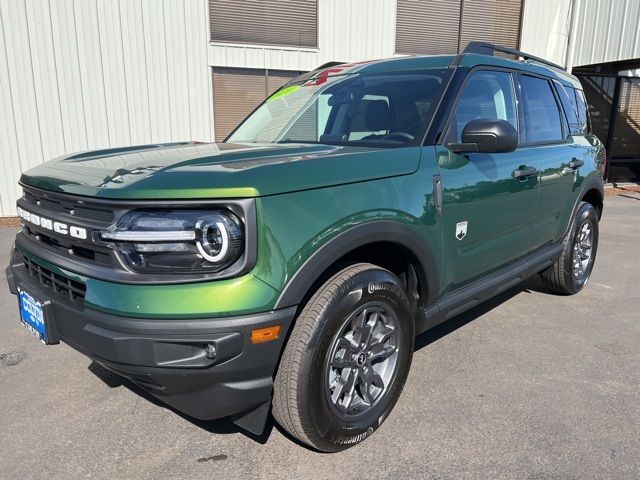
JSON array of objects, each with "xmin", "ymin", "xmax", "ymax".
[{"xmin": 204, "ymin": 343, "xmax": 217, "ymax": 359}]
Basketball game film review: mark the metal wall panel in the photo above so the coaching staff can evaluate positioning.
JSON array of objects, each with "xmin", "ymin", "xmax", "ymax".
[
  {"xmin": 519, "ymin": 0, "xmax": 571, "ymax": 67},
  {"xmin": 571, "ymin": 0, "xmax": 640, "ymax": 68},
  {"xmin": 318, "ymin": 0, "xmax": 396, "ymax": 63},
  {"xmin": 521, "ymin": 0, "xmax": 640, "ymax": 69},
  {"xmin": 0, "ymin": 0, "xmax": 213, "ymax": 216}
]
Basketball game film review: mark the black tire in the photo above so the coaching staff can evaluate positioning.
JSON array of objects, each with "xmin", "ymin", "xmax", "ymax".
[
  {"xmin": 272, "ymin": 263, "xmax": 414, "ymax": 452},
  {"xmin": 541, "ymin": 201, "xmax": 599, "ymax": 295}
]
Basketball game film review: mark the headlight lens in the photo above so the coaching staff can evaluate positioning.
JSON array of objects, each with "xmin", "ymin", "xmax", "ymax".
[{"xmin": 99, "ymin": 210, "xmax": 244, "ymax": 274}]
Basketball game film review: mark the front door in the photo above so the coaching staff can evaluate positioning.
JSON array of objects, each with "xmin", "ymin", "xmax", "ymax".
[{"xmin": 437, "ymin": 69, "xmax": 540, "ymax": 294}]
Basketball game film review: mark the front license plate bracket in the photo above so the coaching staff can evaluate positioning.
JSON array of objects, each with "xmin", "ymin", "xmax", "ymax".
[{"xmin": 17, "ymin": 285, "xmax": 59, "ymax": 345}]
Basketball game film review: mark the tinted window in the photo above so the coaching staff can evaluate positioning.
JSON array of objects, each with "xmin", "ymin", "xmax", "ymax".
[
  {"xmin": 520, "ymin": 75, "xmax": 563, "ymax": 143},
  {"xmin": 556, "ymin": 82, "xmax": 590, "ymax": 136},
  {"xmin": 449, "ymin": 71, "xmax": 517, "ymax": 143},
  {"xmin": 574, "ymin": 88, "xmax": 589, "ymax": 134},
  {"xmin": 556, "ymin": 82, "xmax": 580, "ymax": 136},
  {"xmin": 229, "ymin": 70, "xmax": 449, "ymax": 147}
]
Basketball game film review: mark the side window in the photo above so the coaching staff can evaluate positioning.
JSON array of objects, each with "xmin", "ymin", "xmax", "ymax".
[
  {"xmin": 519, "ymin": 75, "xmax": 564, "ymax": 143},
  {"xmin": 448, "ymin": 71, "xmax": 517, "ymax": 143},
  {"xmin": 574, "ymin": 88, "xmax": 590, "ymax": 135},
  {"xmin": 556, "ymin": 82, "xmax": 581, "ymax": 136}
]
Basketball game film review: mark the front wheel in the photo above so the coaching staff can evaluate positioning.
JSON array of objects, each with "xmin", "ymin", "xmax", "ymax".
[
  {"xmin": 541, "ymin": 201, "xmax": 599, "ymax": 295},
  {"xmin": 272, "ymin": 263, "xmax": 414, "ymax": 452}
]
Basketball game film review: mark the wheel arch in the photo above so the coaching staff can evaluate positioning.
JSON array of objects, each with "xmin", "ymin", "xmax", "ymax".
[
  {"xmin": 581, "ymin": 185, "xmax": 604, "ymax": 219},
  {"xmin": 273, "ymin": 220, "xmax": 439, "ymax": 311},
  {"xmin": 563, "ymin": 174, "xmax": 604, "ymax": 239}
]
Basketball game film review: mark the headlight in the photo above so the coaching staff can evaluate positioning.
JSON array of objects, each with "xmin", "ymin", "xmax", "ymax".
[{"xmin": 99, "ymin": 210, "xmax": 244, "ymax": 274}]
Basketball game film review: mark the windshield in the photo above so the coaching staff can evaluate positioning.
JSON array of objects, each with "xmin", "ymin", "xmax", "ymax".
[{"xmin": 227, "ymin": 69, "xmax": 449, "ymax": 147}]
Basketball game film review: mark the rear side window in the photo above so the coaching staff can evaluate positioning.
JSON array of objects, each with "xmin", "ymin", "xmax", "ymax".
[
  {"xmin": 574, "ymin": 88, "xmax": 590, "ymax": 134},
  {"xmin": 519, "ymin": 75, "xmax": 564, "ymax": 144},
  {"xmin": 556, "ymin": 82, "xmax": 589, "ymax": 136}
]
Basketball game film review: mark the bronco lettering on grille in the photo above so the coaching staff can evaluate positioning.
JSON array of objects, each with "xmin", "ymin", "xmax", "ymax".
[{"xmin": 17, "ymin": 206, "xmax": 88, "ymax": 240}]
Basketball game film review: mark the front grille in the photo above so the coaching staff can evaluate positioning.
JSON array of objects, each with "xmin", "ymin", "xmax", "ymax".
[
  {"xmin": 23, "ymin": 190, "xmax": 115, "ymax": 223},
  {"xmin": 22, "ymin": 226, "xmax": 113, "ymax": 265},
  {"xmin": 18, "ymin": 187, "xmax": 120, "ymax": 270},
  {"xmin": 23, "ymin": 256, "xmax": 86, "ymax": 302}
]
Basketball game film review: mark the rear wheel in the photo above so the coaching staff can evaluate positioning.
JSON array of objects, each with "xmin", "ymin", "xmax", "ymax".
[
  {"xmin": 272, "ymin": 263, "xmax": 414, "ymax": 452},
  {"xmin": 541, "ymin": 201, "xmax": 599, "ymax": 295}
]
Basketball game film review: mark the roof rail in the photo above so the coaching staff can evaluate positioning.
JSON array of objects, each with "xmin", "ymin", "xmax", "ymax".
[
  {"xmin": 284, "ymin": 61, "xmax": 345, "ymax": 86},
  {"xmin": 463, "ymin": 41, "xmax": 566, "ymax": 71}
]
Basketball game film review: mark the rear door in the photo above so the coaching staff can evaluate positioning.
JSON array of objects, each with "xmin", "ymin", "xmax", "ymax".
[
  {"xmin": 437, "ymin": 69, "xmax": 540, "ymax": 294},
  {"xmin": 516, "ymin": 74, "xmax": 580, "ymax": 245}
]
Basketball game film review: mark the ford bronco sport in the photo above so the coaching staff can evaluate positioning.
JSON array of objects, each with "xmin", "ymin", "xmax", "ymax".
[{"xmin": 6, "ymin": 43, "xmax": 605, "ymax": 451}]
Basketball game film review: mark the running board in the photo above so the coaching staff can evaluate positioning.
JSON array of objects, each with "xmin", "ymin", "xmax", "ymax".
[{"xmin": 416, "ymin": 243, "xmax": 563, "ymax": 335}]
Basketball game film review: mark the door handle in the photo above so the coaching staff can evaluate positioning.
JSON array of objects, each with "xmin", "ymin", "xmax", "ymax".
[
  {"xmin": 512, "ymin": 166, "xmax": 538, "ymax": 179},
  {"xmin": 568, "ymin": 158, "xmax": 584, "ymax": 169}
]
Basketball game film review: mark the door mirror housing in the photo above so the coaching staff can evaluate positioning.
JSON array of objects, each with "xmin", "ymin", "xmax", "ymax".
[{"xmin": 448, "ymin": 119, "xmax": 518, "ymax": 154}]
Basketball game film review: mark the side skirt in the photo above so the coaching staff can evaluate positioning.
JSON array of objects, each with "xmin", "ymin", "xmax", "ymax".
[{"xmin": 416, "ymin": 243, "xmax": 563, "ymax": 335}]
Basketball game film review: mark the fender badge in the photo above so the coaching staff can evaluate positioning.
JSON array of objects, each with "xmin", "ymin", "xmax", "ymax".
[{"xmin": 456, "ymin": 221, "xmax": 468, "ymax": 240}]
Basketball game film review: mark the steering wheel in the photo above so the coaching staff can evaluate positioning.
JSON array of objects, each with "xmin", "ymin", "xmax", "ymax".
[{"xmin": 382, "ymin": 132, "xmax": 415, "ymax": 142}]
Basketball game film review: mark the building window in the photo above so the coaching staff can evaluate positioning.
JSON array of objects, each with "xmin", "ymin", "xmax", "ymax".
[
  {"xmin": 210, "ymin": 0, "xmax": 317, "ymax": 48},
  {"xmin": 396, "ymin": 0, "xmax": 462, "ymax": 55},
  {"xmin": 459, "ymin": 0, "xmax": 522, "ymax": 51},
  {"xmin": 396, "ymin": 0, "xmax": 522, "ymax": 55},
  {"xmin": 212, "ymin": 68, "xmax": 302, "ymax": 142}
]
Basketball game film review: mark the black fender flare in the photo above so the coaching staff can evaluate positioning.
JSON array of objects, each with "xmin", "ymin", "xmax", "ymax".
[
  {"xmin": 273, "ymin": 220, "xmax": 439, "ymax": 309},
  {"xmin": 567, "ymin": 174, "xmax": 604, "ymax": 234}
]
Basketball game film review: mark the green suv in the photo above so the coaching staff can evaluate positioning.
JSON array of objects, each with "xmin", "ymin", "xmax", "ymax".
[{"xmin": 6, "ymin": 43, "xmax": 604, "ymax": 451}]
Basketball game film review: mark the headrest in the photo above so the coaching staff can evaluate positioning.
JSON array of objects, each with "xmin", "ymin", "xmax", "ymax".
[{"xmin": 364, "ymin": 100, "xmax": 391, "ymax": 132}]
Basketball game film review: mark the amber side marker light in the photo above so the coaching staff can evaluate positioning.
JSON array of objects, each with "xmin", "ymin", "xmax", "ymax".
[{"xmin": 251, "ymin": 325, "xmax": 282, "ymax": 344}]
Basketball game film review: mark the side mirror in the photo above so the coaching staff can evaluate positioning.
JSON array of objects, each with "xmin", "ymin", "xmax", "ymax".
[{"xmin": 448, "ymin": 119, "xmax": 518, "ymax": 154}]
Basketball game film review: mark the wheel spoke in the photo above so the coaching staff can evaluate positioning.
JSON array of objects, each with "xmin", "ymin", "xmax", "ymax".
[
  {"xmin": 359, "ymin": 367, "xmax": 384, "ymax": 404},
  {"xmin": 358, "ymin": 370, "xmax": 374, "ymax": 404},
  {"xmin": 369, "ymin": 324, "xmax": 394, "ymax": 350},
  {"xmin": 369, "ymin": 343, "xmax": 395, "ymax": 363},
  {"xmin": 331, "ymin": 353, "xmax": 351, "ymax": 369},
  {"xmin": 354, "ymin": 310, "xmax": 374, "ymax": 348},
  {"xmin": 336, "ymin": 336, "xmax": 356, "ymax": 352},
  {"xmin": 332, "ymin": 367, "xmax": 356, "ymax": 407}
]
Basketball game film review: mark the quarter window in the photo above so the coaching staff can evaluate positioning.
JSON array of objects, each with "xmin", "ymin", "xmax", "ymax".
[
  {"xmin": 520, "ymin": 75, "xmax": 564, "ymax": 143},
  {"xmin": 574, "ymin": 88, "xmax": 590, "ymax": 135},
  {"xmin": 448, "ymin": 71, "xmax": 518, "ymax": 143}
]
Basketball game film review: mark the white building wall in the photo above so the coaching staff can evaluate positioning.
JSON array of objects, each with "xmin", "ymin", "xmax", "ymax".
[
  {"xmin": 519, "ymin": 0, "xmax": 572, "ymax": 68},
  {"xmin": 570, "ymin": 0, "xmax": 640, "ymax": 68},
  {"xmin": 0, "ymin": 0, "xmax": 213, "ymax": 216},
  {"xmin": 520, "ymin": 0, "xmax": 640, "ymax": 70}
]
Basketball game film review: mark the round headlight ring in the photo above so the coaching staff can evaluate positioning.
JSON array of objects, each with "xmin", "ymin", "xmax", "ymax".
[{"xmin": 195, "ymin": 218, "xmax": 230, "ymax": 263}]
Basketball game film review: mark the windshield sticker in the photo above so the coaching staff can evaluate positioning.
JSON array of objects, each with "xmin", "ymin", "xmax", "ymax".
[{"xmin": 267, "ymin": 85, "xmax": 300, "ymax": 102}]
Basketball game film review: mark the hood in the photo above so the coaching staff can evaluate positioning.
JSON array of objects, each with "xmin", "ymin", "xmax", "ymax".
[{"xmin": 20, "ymin": 142, "xmax": 421, "ymax": 199}]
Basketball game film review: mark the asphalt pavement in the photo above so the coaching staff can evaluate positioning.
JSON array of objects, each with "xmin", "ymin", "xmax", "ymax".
[{"xmin": 1, "ymin": 194, "xmax": 639, "ymax": 480}]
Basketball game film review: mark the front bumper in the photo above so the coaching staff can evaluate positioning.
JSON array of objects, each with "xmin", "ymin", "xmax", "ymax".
[{"xmin": 6, "ymin": 249, "xmax": 296, "ymax": 422}]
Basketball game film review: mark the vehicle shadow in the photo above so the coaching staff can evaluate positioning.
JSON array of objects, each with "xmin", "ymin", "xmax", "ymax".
[
  {"xmin": 414, "ymin": 274, "xmax": 548, "ymax": 352},
  {"xmin": 87, "ymin": 274, "xmax": 550, "ymax": 447}
]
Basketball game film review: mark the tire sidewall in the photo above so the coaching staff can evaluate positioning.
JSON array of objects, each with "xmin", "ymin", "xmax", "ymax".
[
  {"xmin": 304, "ymin": 268, "xmax": 414, "ymax": 451},
  {"xmin": 565, "ymin": 203, "xmax": 599, "ymax": 292}
]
